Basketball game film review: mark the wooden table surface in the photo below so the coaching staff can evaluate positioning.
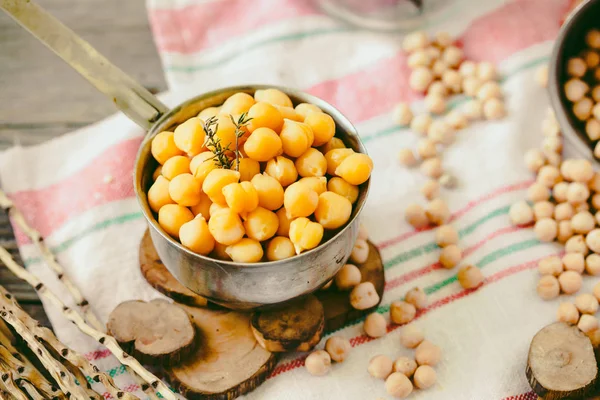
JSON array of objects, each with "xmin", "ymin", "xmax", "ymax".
[{"xmin": 0, "ymin": 0, "xmax": 167, "ymax": 326}]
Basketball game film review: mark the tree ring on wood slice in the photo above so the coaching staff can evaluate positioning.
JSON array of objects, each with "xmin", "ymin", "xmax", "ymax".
[
  {"xmin": 165, "ymin": 304, "xmax": 277, "ymax": 400},
  {"xmin": 250, "ymin": 295, "xmax": 324, "ymax": 353},
  {"xmin": 107, "ymin": 299, "xmax": 197, "ymax": 366},
  {"xmin": 526, "ymin": 322, "xmax": 598, "ymax": 399},
  {"xmin": 139, "ymin": 230, "xmax": 207, "ymax": 307},
  {"xmin": 315, "ymin": 241, "xmax": 385, "ymax": 332}
]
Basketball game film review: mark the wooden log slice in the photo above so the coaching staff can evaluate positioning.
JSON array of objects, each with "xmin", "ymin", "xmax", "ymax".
[
  {"xmin": 139, "ymin": 230, "xmax": 208, "ymax": 307},
  {"xmin": 315, "ymin": 241, "xmax": 385, "ymax": 332},
  {"xmin": 166, "ymin": 304, "xmax": 277, "ymax": 400},
  {"xmin": 526, "ymin": 322, "xmax": 598, "ymax": 400},
  {"xmin": 251, "ymin": 295, "xmax": 324, "ymax": 353},
  {"xmin": 107, "ymin": 299, "xmax": 197, "ymax": 366}
]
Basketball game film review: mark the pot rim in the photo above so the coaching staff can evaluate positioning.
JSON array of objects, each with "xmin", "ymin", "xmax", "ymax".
[{"xmin": 133, "ymin": 84, "xmax": 371, "ymax": 269}]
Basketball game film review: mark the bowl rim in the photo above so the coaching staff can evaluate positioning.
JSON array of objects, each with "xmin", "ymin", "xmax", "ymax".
[{"xmin": 133, "ymin": 84, "xmax": 370, "ymax": 268}]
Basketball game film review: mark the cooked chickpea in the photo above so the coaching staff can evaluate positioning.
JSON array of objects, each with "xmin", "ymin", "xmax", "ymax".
[
  {"xmin": 571, "ymin": 211, "xmax": 595, "ymax": 234},
  {"xmin": 441, "ymin": 46, "xmax": 462, "ymax": 67},
  {"xmin": 428, "ymin": 81, "xmax": 448, "ymax": 97},
  {"xmin": 212, "ymin": 242, "xmax": 231, "ymax": 260},
  {"xmin": 538, "ymin": 256, "xmax": 563, "ymax": 276},
  {"xmin": 350, "ymin": 282, "xmax": 380, "ymax": 310},
  {"xmin": 558, "ymin": 270, "xmax": 583, "ymax": 294},
  {"xmin": 209, "ymin": 202, "xmax": 228, "ymax": 216},
  {"xmin": 428, "ymin": 120, "xmax": 454, "ymax": 145},
  {"xmin": 350, "ymin": 239, "xmax": 370, "ymax": 264},
  {"xmin": 220, "ymin": 92, "xmax": 255, "ymax": 115},
  {"xmin": 244, "ymin": 207, "xmax": 279, "ymax": 241},
  {"xmin": 567, "ymin": 57, "xmax": 587, "ymax": 77},
  {"xmin": 390, "ymin": 301, "xmax": 416, "ymax": 325},
  {"xmin": 295, "ymin": 148, "xmax": 327, "ymax": 178},
  {"xmin": 295, "ymin": 103, "xmax": 322, "ymax": 120},
  {"xmin": 564, "ymin": 79, "xmax": 589, "ymax": 102},
  {"xmin": 325, "ymin": 148, "xmax": 354, "ymax": 176},
  {"xmin": 173, "ymin": 118, "xmax": 206, "ymax": 156},
  {"xmin": 416, "ymin": 139, "xmax": 437, "ymax": 160},
  {"xmin": 222, "ymin": 181, "xmax": 258, "ymax": 215},
  {"xmin": 534, "ymin": 218, "xmax": 557, "ymax": 242},
  {"xmin": 458, "ymin": 60, "xmax": 476, "ymax": 76},
  {"xmin": 583, "ymin": 49, "xmax": 599, "ymax": 67},
  {"xmin": 224, "ymin": 238, "xmax": 263, "ymax": 263},
  {"xmin": 298, "ymin": 176, "xmax": 327, "ymax": 195},
  {"xmin": 251, "ymin": 173, "xmax": 284, "ymax": 211},
  {"xmin": 190, "ymin": 152, "xmax": 218, "ymax": 185},
  {"xmin": 420, "ymin": 157, "xmax": 444, "ymax": 178},
  {"xmin": 400, "ymin": 325, "xmax": 424, "ymax": 349},
  {"xmin": 595, "ymin": 142, "xmax": 600, "ymax": 159},
  {"xmin": 593, "ymin": 86, "xmax": 600, "ymax": 102},
  {"xmin": 243, "ymin": 127, "xmax": 283, "ymax": 162},
  {"xmin": 586, "ymin": 229, "xmax": 600, "ymax": 253},
  {"xmin": 457, "ymin": 265, "xmax": 484, "ymax": 289},
  {"xmin": 508, "ymin": 201, "xmax": 534, "ymax": 226},
  {"xmin": 325, "ymin": 336, "xmax": 351, "ymax": 363},
  {"xmin": 410, "ymin": 114, "xmax": 432, "ymax": 135},
  {"xmin": 393, "ymin": 357, "xmax": 417, "ymax": 377},
  {"xmin": 566, "ymin": 234, "xmax": 589, "ymax": 255},
  {"xmin": 364, "ymin": 313, "xmax": 387, "ymax": 338},
  {"xmin": 524, "ymin": 149, "xmax": 546, "ymax": 173},
  {"xmin": 533, "ymin": 201, "xmax": 554, "ymax": 220},
  {"xmin": 319, "ymin": 137, "xmax": 345, "ymax": 154},
  {"xmin": 152, "ymin": 166, "xmax": 162, "ymax": 181},
  {"xmin": 202, "ymin": 169, "xmax": 240, "ymax": 205},
  {"xmin": 592, "ymin": 193, "xmax": 600, "ymax": 210},
  {"xmin": 266, "ymin": 236, "xmax": 295, "ymax": 261},
  {"xmin": 209, "ymin": 114, "xmax": 237, "ymax": 151},
  {"xmin": 283, "ymin": 181, "xmax": 318, "ymax": 219},
  {"xmin": 575, "ymin": 293, "xmax": 599, "ymax": 315},
  {"xmin": 335, "ymin": 153, "xmax": 373, "ymax": 185},
  {"xmin": 546, "ymin": 151, "xmax": 562, "ymax": 167},
  {"xmin": 314, "ymin": 191, "xmax": 352, "ymax": 229},
  {"xmin": 274, "ymin": 106, "xmax": 303, "ymax": 122},
  {"xmin": 232, "ymin": 158, "xmax": 260, "ymax": 182},
  {"xmin": 335, "ymin": 264, "xmax": 362, "ymax": 290},
  {"xmin": 190, "ymin": 192, "xmax": 212, "ymax": 219},
  {"xmin": 462, "ymin": 99, "xmax": 483, "ymax": 120},
  {"xmin": 537, "ymin": 275, "xmax": 560, "ymax": 300},
  {"xmin": 161, "ymin": 155, "xmax": 191, "ymax": 180},
  {"xmin": 440, "ymin": 245, "xmax": 462, "ymax": 269},
  {"xmin": 421, "ymin": 180, "xmax": 440, "ymax": 201},
  {"xmin": 477, "ymin": 61, "xmax": 497, "ymax": 81},
  {"xmin": 405, "ymin": 203, "xmax": 429, "ymax": 228},
  {"xmin": 461, "ymin": 76, "xmax": 482, "ymax": 97},
  {"xmin": 567, "ymin": 182, "xmax": 590, "ymax": 204},
  {"xmin": 262, "ymin": 156, "xmax": 297, "ymax": 187},
  {"xmin": 529, "ymin": 184, "xmax": 551, "ymax": 202},
  {"xmin": 148, "ymin": 176, "xmax": 175, "ymax": 213},
  {"xmin": 477, "ymin": 81, "xmax": 502, "ymax": 101},
  {"xmin": 327, "ymin": 177, "xmax": 359, "ymax": 204},
  {"xmin": 409, "ymin": 67, "xmax": 434, "ymax": 92},
  {"xmin": 404, "ymin": 287, "xmax": 427, "ymax": 310},
  {"xmin": 435, "ymin": 224, "xmax": 458, "ymax": 247},
  {"xmin": 415, "ymin": 340, "xmax": 441, "ymax": 366},
  {"xmin": 413, "ymin": 365, "xmax": 436, "ymax": 390},
  {"xmin": 179, "ymin": 216, "xmax": 215, "ymax": 255},
  {"xmin": 168, "ymin": 173, "xmax": 202, "ymax": 207},
  {"xmin": 557, "ymin": 302, "xmax": 579, "ymax": 325},
  {"xmin": 304, "ymin": 111, "xmax": 335, "ymax": 147},
  {"xmin": 289, "ymin": 217, "xmax": 324, "ymax": 254},
  {"xmin": 254, "ymin": 88, "xmax": 292, "ymax": 108},
  {"xmin": 151, "ymin": 131, "xmax": 184, "ymax": 165},
  {"xmin": 368, "ymin": 355, "xmax": 394, "ymax": 380},
  {"xmin": 305, "ymin": 350, "xmax": 331, "ymax": 376},
  {"xmin": 398, "ymin": 148, "xmax": 418, "ymax": 167},
  {"xmin": 554, "ymin": 203, "xmax": 574, "ymax": 221},
  {"xmin": 483, "ymin": 98, "xmax": 506, "ymax": 120},
  {"xmin": 247, "ymin": 102, "xmax": 284, "ymax": 133},
  {"xmin": 158, "ymin": 204, "xmax": 194, "ymax": 239},
  {"xmin": 197, "ymin": 107, "xmax": 220, "ymax": 120},
  {"xmin": 578, "ymin": 314, "xmax": 599, "ymax": 333},
  {"xmin": 207, "ymin": 208, "xmax": 245, "ymax": 246},
  {"xmin": 535, "ymin": 64, "xmax": 548, "ymax": 87},
  {"xmin": 571, "ymin": 159, "xmax": 594, "ymax": 183},
  {"xmin": 590, "ymin": 172, "xmax": 600, "ymax": 192},
  {"xmin": 594, "ymin": 282, "xmax": 600, "ymax": 302},
  {"xmin": 425, "ymin": 93, "xmax": 447, "ymax": 114},
  {"xmin": 385, "ymin": 372, "xmax": 413, "ymax": 398},
  {"xmin": 586, "ymin": 253, "xmax": 600, "ymax": 275},
  {"xmin": 442, "ymin": 69, "xmax": 462, "ymax": 93},
  {"xmin": 586, "ymin": 29, "xmax": 600, "ymax": 48},
  {"xmin": 445, "ymin": 110, "xmax": 468, "ymax": 130},
  {"xmin": 279, "ymin": 119, "xmax": 313, "ymax": 157},
  {"xmin": 426, "ymin": 198, "xmax": 450, "ymax": 225},
  {"xmin": 392, "ymin": 103, "xmax": 413, "ymax": 126},
  {"xmin": 573, "ymin": 97, "xmax": 593, "ymax": 120}
]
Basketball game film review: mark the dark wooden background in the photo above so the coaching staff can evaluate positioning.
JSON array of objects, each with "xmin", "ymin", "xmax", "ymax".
[{"xmin": 0, "ymin": 0, "xmax": 167, "ymax": 326}]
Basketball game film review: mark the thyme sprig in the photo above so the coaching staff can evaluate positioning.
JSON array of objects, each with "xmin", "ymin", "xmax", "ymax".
[
  {"xmin": 202, "ymin": 116, "xmax": 232, "ymax": 169},
  {"xmin": 230, "ymin": 112, "xmax": 253, "ymax": 171}
]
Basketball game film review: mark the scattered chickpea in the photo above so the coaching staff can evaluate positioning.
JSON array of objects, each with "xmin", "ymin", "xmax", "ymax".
[
  {"xmin": 558, "ymin": 270, "xmax": 583, "ymax": 294},
  {"xmin": 578, "ymin": 314, "xmax": 599, "ymax": 333},
  {"xmin": 538, "ymin": 256, "xmax": 563, "ymax": 276},
  {"xmin": 407, "ymin": 50, "xmax": 431, "ymax": 69},
  {"xmin": 554, "ymin": 203, "xmax": 574, "ymax": 221},
  {"xmin": 527, "ymin": 183, "xmax": 550, "ymax": 202},
  {"xmin": 400, "ymin": 325, "xmax": 424, "ymax": 349},
  {"xmin": 425, "ymin": 93, "xmax": 447, "ymax": 114},
  {"xmin": 442, "ymin": 46, "xmax": 463, "ymax": 67},
  {"xmin": 405, "ymin": 287, "xmax": 427, "ymax": 309},
  {"xmin": 462, "ymin": 76, "xmax": 481, "ymax": 97},
  {"xmin": 535, "ymin": 64, "xmax": 549, "ymax": 87},
  {"xmin": 421, "ymin": 180, "xmax": 440, "ymax": 200},
  {"xmin": 441, "ymin": 69, "xmax": 462, "ymax": 93},
  {"xmin": 457, "ymin": 265, "xmax": 484, "ymax": 289},
  {"xmin": 409, "ymin": 67, "xmax": 434, "ymax": 92},
  {"xmin": 335, "ymin": 264, "xmax": 362, "ymax": 290},
  {"xmin": 402, "ymin": 31, "xmax": 429, "ymax": 52},
  {"xmin": 509, "ymin": 201, "xmax": 534, "ymax": 226},
  {"xmin": 410, "ymin": 114, "xmax": 433, "ymax": 135},
  {"xmin": 439, "ymin": 173, "xmax": 458, "ymax": 189},
  {"xmin": 558, "ymin": 221, "xmax": 574, "ymax": 243},
  {"xmin": 565, "ymin": 235, "xmax": 589, "ymax": 255},
  {"xmin": 350, "ymin": 282, "xmax": 380, "ymax": 310},
  {"xmin": 586, "ymin": 253, "xmax": 600, "ymax": 275},
  {"xmin": 368, "ymin": 355, "xmax": 394, "ymax": 380},
  {"xmin": 385, "ymin": 372, "xmax": 414, "ymax": 398},
  {"xmin": 537, "ymin": 275, "xmax": 560, "ymax": 300},
  {"xmin": 350, "ymin": 239, "xmax": 370, "ymax": 264},
  {"xmin": 357, "ymin": 223, "xmax": 369, "ymax": 241},
  {"xmin": 398, "ymin": 149, "xmax": 418, "ymax": 167},
  {"xmin": 428, "ymin": 81, "xmax": 449, "ymax": 97},
  {"xmin": 413, "ymin": 365, "xmax": 437, "ymax": 389},
  {"xmin": 431, "ymin": 60, "xmax": 449, "ymax": 78},
  {"xmin": 305, "ymin": 350, "xmax": 331, "ymax": 376},
  {"xmin": 477, "ymin": 61, "xmax": 497, "ymax": 82},
  {"xmin": 557, "ymin": 302, "xmax": 580, "ymax": 325},
  {"xmin": 462, "ymin": 99, "xmax": 483, "ymax": 120},
  {"xmin": 459, "ymin": 60, "xmax": 477, "ymax": 77},
  {"xmin": 524, "ymin": 149, "xmax": 546, "ymax": 173},
  {"xmin": 415, "ymin": 340, "xmax": 441, "ymax": 366},
  {"xmin": 364, "ymin": 313, "xmax": 387, "ymax": 338},
  {"xmin": 405, "ymin": 204, "xmax": 429, "ymax": 229},
  {"xmin": 575, "ymin": 293, "xmax": 599, "ymax": 315},
  {"xmin": 390, "ymin": 301, "xmax": 416, "ymax": 325},
  {"xmin": 445, "ymin": 110, "xmax": 468, "ymax": 130},
  {"xmin": 440, "ymin": 245, "xmax": 462, "ymax": 269},
  {"xmin": 435, "ymin": 225, "xmax": 459, "ymax": 247},
  {"xmin": 533, "ymin": 201, "xmax": 554, "ymax": 220},
  {"xmin": 325, "ymin": 336, "xmax": 352, "ymax": 363},
  {"xmin": 427, "ymin": 120, "xmax": 454, "ymax": 145},
  {"xmin": 425, "ymin": 198, "xmax": 450, "ymax": 225},
  {"xmin": 587, "ymin": 229, "xmax": 600, "ymax": 254},
  {"xmin": 564, "ymin": 79, "xmax": 589, "ymax": 102},
  {"xmin": 392, "ymin": 103, "xmax": 413, "ymax": 126},
  {"xmin": 534, "ymin": 218, "xmax": 558, "ymax": 242}
]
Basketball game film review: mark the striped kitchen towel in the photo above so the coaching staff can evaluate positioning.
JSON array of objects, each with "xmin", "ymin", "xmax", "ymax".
[{"xmin": 0, "ymin": 0, "xmax": 585, "ymax": 399}]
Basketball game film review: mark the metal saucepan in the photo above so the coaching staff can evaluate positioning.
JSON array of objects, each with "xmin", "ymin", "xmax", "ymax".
[
  {"xmin": 548, "ymin": 0, "xmax": 600, "ymax": 161},
  {"xmin": 1, "ymin": 0, "xmax": 370, "ymax": 309}
]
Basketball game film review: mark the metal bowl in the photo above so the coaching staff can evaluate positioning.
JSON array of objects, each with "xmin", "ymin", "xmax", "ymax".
[
  {"xmin": 134, "ymin": 85, "xmax": 370, "ymax": 310},
  {"xmin": 548, "ymin": 0, "xmax": 600, "ymax": 161}
]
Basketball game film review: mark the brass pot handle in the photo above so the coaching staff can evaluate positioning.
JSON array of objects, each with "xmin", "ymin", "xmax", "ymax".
[{"xmin": 0, "ymin": 0, "xmax": 169, "ymax": 131}]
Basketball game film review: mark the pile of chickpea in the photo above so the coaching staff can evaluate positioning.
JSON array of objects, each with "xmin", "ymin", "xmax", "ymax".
[{"xmin": 147, "ymin": 88, "xmax": 373, "ymax": 263}]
